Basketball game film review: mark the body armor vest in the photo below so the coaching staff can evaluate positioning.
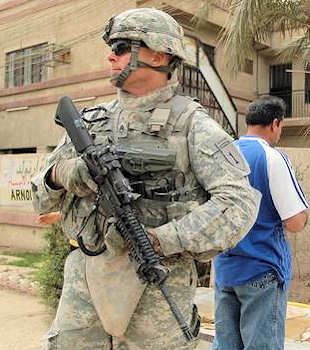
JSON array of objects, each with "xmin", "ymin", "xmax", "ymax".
[{"xmin": 85, "ymin": 95, "xmax": 210, "ymax": 228}]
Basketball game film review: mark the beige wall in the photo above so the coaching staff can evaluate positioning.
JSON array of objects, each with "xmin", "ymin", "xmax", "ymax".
[
  {"xmin": 0, "ymin": 0, "xmax": 136, "ymax": 151},
  {"xmin": 281, "ymin": 148, "xmax": 310, "ymax": 283},
  {"xmin": 0, "ymin": 0, "xmax": 262, "ymax": 152},
  {"xmin": 0, "ymin": 153, "xmax": 50, "ymax": 250},
  {"xmin": 257, "ymin": 56, "xmax": 271, "ymax": 95},
  {"xmin": 237, "ymin": 113, "xmax": 247, "ymax": 137},
  {"xmin": 280, "ymin": 135, "xmax": 310, "ymax": 148},
  {"xmin": 0, "ymin": 0, "xmax": 309, "ymax": 147},
  {"xmin": 0, "ymin": 79, "xmax": 116, "ymax": 150},
  {"xmin": 0, "ymin": 224, "xmax": 44, "ymax": 251},
  {"xmin": 0, "ymin": 0, "xmax": 303, "ymax": 150}
]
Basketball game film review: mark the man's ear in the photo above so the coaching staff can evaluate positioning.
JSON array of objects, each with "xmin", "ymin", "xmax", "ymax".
[
  {"xmin": 269, "ymin": 119, "xmax": 275, "ymax": 132},
  {"xmin": 271, "ymin": 118, "xmax": 279, "ymax": 130},
  {"xmin": 151, "ymin": 52, "xmax": 169, "ymax": 67}
]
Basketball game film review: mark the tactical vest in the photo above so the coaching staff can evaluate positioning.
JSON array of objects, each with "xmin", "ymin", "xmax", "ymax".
[{"xmin": 85, "ymin": 95, "xmax": 210, "ymax": 228}]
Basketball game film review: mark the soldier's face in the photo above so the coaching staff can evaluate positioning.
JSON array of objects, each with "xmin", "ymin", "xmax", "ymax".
[
  {"xmin": 108, "ymin": 47, "xmax": 131, "ymax": 80},
  {"xmin": 107, "ymin": 43, "xmax": 162, "ymax": 92}
]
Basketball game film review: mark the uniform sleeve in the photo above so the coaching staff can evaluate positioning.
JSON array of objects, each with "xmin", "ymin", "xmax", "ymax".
[
  {"xmin": 31, "ymin": 133, "xmax": 73, "ymax": 214},
  {"xmin": 155, "ymin": 112, "xmax": 261, "ymax": 256},
  {"xmin": 268, "ymin": 149, "xmax": 309, "ymax": 220},
  {"xmin": 31, "ymin": 103, "xmax": 111, "ymax": 214}
]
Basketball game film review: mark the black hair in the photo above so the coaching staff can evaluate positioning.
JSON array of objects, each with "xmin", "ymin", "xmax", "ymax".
[{"xmin": 246, "ymin": 95, "xmax": 286, "ymax": 126}]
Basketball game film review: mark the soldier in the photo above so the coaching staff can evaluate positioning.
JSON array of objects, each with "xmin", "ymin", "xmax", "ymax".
[{"xmin": 31, "ymin": 8, "xmax": 260, "ymax": 350}]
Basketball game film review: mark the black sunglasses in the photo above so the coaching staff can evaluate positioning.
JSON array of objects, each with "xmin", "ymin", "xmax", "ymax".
[
  {"xmin": 111, "ymin": 40, "xmax": 131, "ymax": 56},
  {"xmin": 110, "ymin": 40, "xmax": 147, "ymax": 56}
]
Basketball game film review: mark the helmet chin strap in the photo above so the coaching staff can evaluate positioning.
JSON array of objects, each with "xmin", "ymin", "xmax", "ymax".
[
  {"xmin": 110, "ymin": 65, "xmax": 132, "ymax": 88},
  {"xmin": 111, "ymin": 40, "xmax": 177, "ymax": 88},
  {"xmin": 111, "ymin": 40, "xmax": 140, "ymax": 88}
]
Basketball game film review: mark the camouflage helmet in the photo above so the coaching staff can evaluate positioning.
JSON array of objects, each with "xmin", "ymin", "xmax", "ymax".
[{"xmin": 102, "ymin": 8, "xmax": 187, "ymax": 61}]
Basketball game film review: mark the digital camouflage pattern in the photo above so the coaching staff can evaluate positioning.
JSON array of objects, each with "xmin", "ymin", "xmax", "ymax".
[
  {"xmin": 32, "ymin": 81, "xmax": 260, "ymax": 350},
  {"xmin": 155, "ymin": 111, "xmax": 260, "ymax": 258},
  {"xmin": 32, "ymin": 7, "xmax": 261, "ymax": 349},
  {"xmin": 102, "ymin": 8, "xmax": 187, "ymax": 61},
  {"xmin": 53, "ymin": 157, "xmax": 98, "ymax": 197},
  {"xmin": 42, "ymin": 249, "xmax": 112, "ymax": 349},
  {"xmin": 43, "ymin": 250, "xmax": 199, "ymax": 350}
]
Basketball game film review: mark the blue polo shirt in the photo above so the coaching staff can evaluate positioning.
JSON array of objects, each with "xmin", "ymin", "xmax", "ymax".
[{"xmin": 214, "ymin": 136, "xmax": 308, "ymax": 290}]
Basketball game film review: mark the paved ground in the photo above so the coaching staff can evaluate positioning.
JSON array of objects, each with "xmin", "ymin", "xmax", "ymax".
[
  {"xmin": 0, "ymin": 254, "xmax": 53, "ymax": 350},
  {"xmin": 0, "ymin": 254, "xmax": 308, "ymax": 350},
  {"xmin": 0, "ymin": 288, "xmax": 53, "ymax": 350},
  {"xmin": 0, "ymin": 286, "xmax": 212, "ymax": 350}
]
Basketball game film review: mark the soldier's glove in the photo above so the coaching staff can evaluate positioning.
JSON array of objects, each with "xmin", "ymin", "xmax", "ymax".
[
  {"xmin": 52, "ymin": 157, "xmax": 98, "ymax": 197},
  {"xmin": 82, "ymin": 145, "xmax": 118, "ymax": 185}
]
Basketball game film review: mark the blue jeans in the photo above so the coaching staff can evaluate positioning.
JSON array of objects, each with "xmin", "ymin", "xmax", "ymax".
[{"xmin": 212, "ymin": 272, "xmax": 288, "ymax": 350}]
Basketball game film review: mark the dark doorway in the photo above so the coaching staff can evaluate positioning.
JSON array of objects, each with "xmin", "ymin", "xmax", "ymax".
[{"xmin": 269, "ymin": 63, "xmax": 292, "ymax": 117}]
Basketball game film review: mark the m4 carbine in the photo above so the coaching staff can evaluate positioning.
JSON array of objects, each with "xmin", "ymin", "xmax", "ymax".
[{"xmin": 55, "ymin": 96, "xmax": 197, "ymax": 342}]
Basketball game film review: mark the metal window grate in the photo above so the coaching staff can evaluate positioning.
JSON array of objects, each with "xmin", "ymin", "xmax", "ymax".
[
  {"xmin": 177, "ymin": 63, "xmax": 236, "ymax": 137},
  {"xmin": 5, "ymin": 43, "xmax": 49, "ymax": 88}
]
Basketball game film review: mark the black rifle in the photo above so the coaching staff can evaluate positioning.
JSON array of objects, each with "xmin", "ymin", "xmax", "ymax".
[{"xmin": 55, "ymin": 96, "xmax": 196, "ymax": 342}]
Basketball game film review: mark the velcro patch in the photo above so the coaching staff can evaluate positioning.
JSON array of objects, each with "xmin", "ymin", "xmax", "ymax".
[{"xmin": 215, "ymin": 139, "xmax": 249, "ymax": 172}]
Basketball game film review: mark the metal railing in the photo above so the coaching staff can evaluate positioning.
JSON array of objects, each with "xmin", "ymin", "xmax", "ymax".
[
  {"xmin": 177, "ymin": 63, "xmax": 237, "ymax": 137},
  {"xmin": 260, "ymin": 90, "xmax": 310, "ymax": 119}
]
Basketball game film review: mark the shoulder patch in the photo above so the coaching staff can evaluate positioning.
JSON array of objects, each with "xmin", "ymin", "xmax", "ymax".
[{"xmin": 216, "ymin": 139, "xmax": 249, "ymax": 172}]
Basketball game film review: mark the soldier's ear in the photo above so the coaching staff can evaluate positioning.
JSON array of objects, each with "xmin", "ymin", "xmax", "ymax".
[{"xmin": 151, "ymin": 52, "xmax": 169, "ymax": 67}]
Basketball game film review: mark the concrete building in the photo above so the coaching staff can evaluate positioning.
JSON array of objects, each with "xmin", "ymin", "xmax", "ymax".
[
  {"xmin": 0, "ymin": 0, "xmax": 309, "ymax": 248},
  {"xmin": 1, "ymin": 3, "xmax": 310, "ymax": 347}
]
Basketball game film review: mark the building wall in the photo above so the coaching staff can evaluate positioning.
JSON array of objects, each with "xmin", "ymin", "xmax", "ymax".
[
  {"xmin": 282, "ymin": 148, "xmax": 310, "ymax": 285},
  {"xmin": 0, "ymin": 153, "xmax": 48, "ymax": 250},
  {"xmin": 0, "ymin": 0, "xmax": 136, "ymax": 152},
  {"xmin": 0, "ymin": 0, "xmax": 267, "ymax": 151},
  {"xmin": 2, "ymin": 0, "xmax": 307, "ymax": 147},
  {"xmin": 1, "ymin": 0, "xmax": 309, "ymax": 246}
]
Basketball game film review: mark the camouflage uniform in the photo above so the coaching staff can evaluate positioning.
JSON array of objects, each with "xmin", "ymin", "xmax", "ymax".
[{"xmin": 31, "ymin": 8, "xmax": 260, "ymax": 350}]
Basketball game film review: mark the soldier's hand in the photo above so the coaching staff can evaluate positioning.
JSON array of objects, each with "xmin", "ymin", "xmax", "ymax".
[
  {"xmin": 37, "ymin": 212, "xmax": 61, "ymax": 225},
  {"xmin": 147, "ymin": 228, "xmax": 161, "ymax": 253},
  {"xmin": 51, "ymin": 157, "xmax": 98, "ymax": 197}
]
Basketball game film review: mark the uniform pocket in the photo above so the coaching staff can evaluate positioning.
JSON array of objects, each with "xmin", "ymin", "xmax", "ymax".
[{"xmin": 166, "ymin": 201, "xmax": 199, "ymax": 221}]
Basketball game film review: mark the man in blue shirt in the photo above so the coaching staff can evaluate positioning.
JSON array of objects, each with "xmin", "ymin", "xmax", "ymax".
[{"xmin": 212, "ymin": 96, "xmax": 308, "ymax": 350}]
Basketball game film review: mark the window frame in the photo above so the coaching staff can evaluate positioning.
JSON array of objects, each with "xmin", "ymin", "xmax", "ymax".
[{"xmin": 5, "ymin": 43, "xmax": 48, "ymax": 88}]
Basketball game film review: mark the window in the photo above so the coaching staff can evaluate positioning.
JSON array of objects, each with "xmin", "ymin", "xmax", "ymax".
[
  {"xmin": 269, "ymin": 63, "xmax": 292, "ymax": 117},
  {"xmin": 242, "ymin": 59, "xmax": 254, "ymax": 75},
  {"xmin": 5, "ymin": 43, "xmax": 48, "ymax": 88},
  {"xmin": 270, "ymin": 63, "xmax": 292, "ymax": 90}
]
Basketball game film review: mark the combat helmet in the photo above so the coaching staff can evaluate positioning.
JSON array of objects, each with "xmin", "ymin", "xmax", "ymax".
[{"xmin": 102, "ymin": 8, "xmax": 187, "ymax": 88}]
